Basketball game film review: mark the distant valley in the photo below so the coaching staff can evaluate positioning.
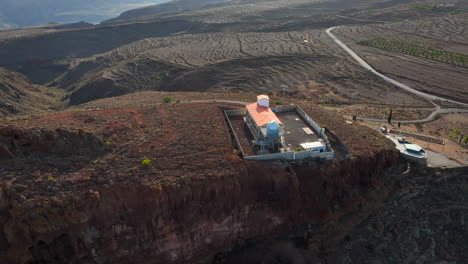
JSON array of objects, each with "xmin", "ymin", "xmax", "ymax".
[{"xmin": 0, "ymin": 0, "xmax": 168, "ymax": 29}]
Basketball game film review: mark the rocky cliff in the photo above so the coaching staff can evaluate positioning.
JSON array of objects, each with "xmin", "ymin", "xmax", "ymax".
[
  {"xmin": 0, "ymin": 150, "xmax": 402, "ymax": 264},
  {"xmin": 0, "ymin": 103, "xmax": 403, "ymax": 263}
]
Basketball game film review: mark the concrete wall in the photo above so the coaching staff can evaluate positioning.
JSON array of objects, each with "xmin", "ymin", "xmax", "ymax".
[
  {"xmin": 225, "ymin": 105, "xmax": 336, "ymax": 161},
  {"xmin": 295, "ymin": 106, "xmax": 333, "ymax": 150},
  {"xmin": 245, "ymin": 149, "xmax": 334, "ymax": 161},
  {"xmin": 275, "ymin": 104, "xmax": 297, "ymax": 113},
  {"xmin": 223, "ymin": 111, "xmax": 245, "ymax": 158},
  {"xmin": 225, "ymin": 108, "xmax": 246, "ymax": 117},
  {"xmin": 276, "ymin": 104, "xmax": 333, "ymax": 148}
]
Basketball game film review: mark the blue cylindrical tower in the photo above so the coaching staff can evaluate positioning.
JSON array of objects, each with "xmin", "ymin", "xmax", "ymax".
[{"xmin": 266, "ymin": 121, "xmax": 280, "ymax": 136}]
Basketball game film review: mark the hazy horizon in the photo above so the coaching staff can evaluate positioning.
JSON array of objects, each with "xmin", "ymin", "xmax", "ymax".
[{"xmin": 0, "ymin": 0, "xmax": 169, "ymax": 29}]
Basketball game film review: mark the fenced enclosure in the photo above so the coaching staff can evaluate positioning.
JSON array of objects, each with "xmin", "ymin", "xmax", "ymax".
[{"xmin": 224, "ymin": 104, "xmax": 335, "ymax": 161}]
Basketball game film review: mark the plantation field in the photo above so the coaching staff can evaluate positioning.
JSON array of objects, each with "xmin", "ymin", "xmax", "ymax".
[
  {"xmin": 333, "ymin": 13, "xmax": 468, "ymax": 103},
  {"xmin": 359, "ymin": 39, "xmax": 468, "ymax": 67},
  {"xmin": 406, "ymin": 3, "xmax": 466, "ymax": 14}
]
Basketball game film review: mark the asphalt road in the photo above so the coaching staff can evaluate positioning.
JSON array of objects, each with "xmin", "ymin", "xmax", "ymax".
[{"xmin": 326, "ymin": 26, "xmax": 468, "ymax": 108}]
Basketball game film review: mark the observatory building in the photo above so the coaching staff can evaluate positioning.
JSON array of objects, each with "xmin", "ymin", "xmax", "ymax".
[
  {"xmin": 224, "ymin": 94, "xmax": 337, "ymax": 160},
  {"xmin": 245, "ymin": 95, "xmax": 284, "ymax": 153}
]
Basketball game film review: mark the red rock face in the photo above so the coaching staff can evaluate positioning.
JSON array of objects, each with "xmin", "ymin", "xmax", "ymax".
[
  {"xmin": 0, "ymin": 149, "xmax": 402, "ymax": 264},
  {"xmin": 0, "ymin": 104, "xmax": 401, "ymax": 263}
]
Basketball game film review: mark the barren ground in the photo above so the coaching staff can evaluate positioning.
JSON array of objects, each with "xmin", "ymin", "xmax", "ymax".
[
  {"xmin": 0, "ymin": 97, "xmax": 392, "ymax": 199},
  {"xmin": 3, "ymin": 0, "xmax": 466, "ymax": 109}
]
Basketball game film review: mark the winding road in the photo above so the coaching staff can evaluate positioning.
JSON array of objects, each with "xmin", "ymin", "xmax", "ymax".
[
  {"xmin": 344, "ymin": 107, "xmax": 468, "ymax": 124},
  {"xmin": 326, "ymin": 26, "xmax": 468, "ymax": 108},
  {"xmin": 189, "ymin": 27, "xmax": 468, "ymax": 124}
]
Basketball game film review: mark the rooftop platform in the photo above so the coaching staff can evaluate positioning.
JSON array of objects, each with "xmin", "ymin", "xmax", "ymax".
[{"xmin": 276, "ymin": 111, "xmax": 320, "ymax": 151}]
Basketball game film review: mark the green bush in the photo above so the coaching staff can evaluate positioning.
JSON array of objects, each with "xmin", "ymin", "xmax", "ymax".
[
  {"xmin": 274, "ymin": 100, "xmax": 282, "ymax": 105},
  {"xmin": 162, "ymin": 96, "xmax": 174, "ymax": 104},
  {"xmin": 462, "ymin": 136, "xmax": 468, "ymax": 144},
  {"xmin": 450, "ymin": 128, "xmax": 461, "ymax": 140},
  {"xmin": 141, "ymin": 159, "xmax": 152, "ymax": 166},
  {"xmin": 295, "ymin": 146, "xmax": 304, "ymax": 152}
]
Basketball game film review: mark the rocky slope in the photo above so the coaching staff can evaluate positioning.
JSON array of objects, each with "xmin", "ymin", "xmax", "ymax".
[
  {"xmin": 326, "ymin": 166, "xmax": 468, "ymax": 264},
  {"xmin": 0, "ymin": 102, "xmax": 402, "ymax": 263},
  {"xmin": 0, "ymin": 68, "xmax": 62, "ymax": 118},
  {"xmin": 220, "ymin": 165, "xmax": 468, "ymax": 264}
]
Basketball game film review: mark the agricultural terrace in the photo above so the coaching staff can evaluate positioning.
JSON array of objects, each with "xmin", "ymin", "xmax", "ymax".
[
  {"xmin": 406, "ymin": 4, "xmax": 466, "ymax": 14},
  {"xmin": 359, "ymin": 39, "xmax": 468, "ymax": 67}
]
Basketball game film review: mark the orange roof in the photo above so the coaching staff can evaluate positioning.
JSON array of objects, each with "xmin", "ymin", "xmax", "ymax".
[
  {"xmin": 257, "ymin": 94, "xmax": 269, "ymax": 100},
  {"xmin": 246, "ymin": 102, "xmax": 283, "ymax": 127}
]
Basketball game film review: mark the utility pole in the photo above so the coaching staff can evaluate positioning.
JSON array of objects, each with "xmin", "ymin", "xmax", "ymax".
[{"xmin": 387, "ymin": 109, "xmax": 393, "ymax": 124}]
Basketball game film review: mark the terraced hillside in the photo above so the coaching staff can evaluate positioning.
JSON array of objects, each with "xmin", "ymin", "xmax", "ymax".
[
  {"xmin": 57, "ymin": 30, "xmax": 426, "ymax": 105},
  {"xmin": 0, "ymin": 0, "xmax": 466, "ymax": 110},
  {"xmin": 333, "ymin": 13, "xmax": 468, "ymax": 103}
]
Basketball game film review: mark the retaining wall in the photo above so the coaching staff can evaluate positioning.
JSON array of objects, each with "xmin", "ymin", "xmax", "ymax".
[
  {"xmin": 225, "ymin": 109, "xmax": 246, "ymax": 117},
  {"xmin": 245, "ymin": 150, "xmax": 334, "ymax": 161},
  {"xmin": 275, "ymin": 104, "xmax": 297, "ymax": 113},
  {"xmin": 223, "ymin": 111, "xmax": 245, "ymax": 158},
  {"xmin": 390, "ymin": 129, "xmax": 445, "ymax": 145}
]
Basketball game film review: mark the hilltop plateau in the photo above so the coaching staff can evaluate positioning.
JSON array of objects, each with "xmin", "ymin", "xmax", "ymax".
[{"xmin": 0, "ymin": 97, "xmax": 401, "ymax": 263}]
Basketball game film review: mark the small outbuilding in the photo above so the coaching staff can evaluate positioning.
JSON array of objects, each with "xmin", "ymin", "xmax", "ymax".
[{"xmin": 300, "ymin": 140, "xmax": 326, "ymax": 152}]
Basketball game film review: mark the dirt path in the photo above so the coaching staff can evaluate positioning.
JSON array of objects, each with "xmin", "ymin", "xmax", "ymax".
[
  {"xmin": 345, "ymin": 107, "xmax": 468, "ymax": 124},
  {"xmin": 191, "ymin": 100, "xmax": 468, "ymax": 125}
]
